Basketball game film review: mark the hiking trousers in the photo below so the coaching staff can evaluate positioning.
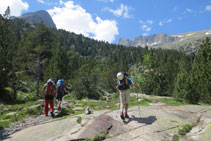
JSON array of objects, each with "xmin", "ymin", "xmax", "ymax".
[{"xmin": 44, "ymin": 99, "xmax": 54, "ymax": 116}]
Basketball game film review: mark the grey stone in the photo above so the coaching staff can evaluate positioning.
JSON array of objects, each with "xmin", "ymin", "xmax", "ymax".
[{"xmin": 5, "ymin": 98, "xmax": 211, "ymax": 141}]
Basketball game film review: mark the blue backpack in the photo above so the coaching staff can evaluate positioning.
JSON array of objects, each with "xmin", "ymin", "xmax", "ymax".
[{"xmin": 57, "ymin": 79, "xmax": 63, "ymax": 92}]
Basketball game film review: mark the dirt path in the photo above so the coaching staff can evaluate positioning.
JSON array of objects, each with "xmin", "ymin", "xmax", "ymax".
[{"xmin": 0, "ymin": 100, "xmax": 70, "ymax": 140}]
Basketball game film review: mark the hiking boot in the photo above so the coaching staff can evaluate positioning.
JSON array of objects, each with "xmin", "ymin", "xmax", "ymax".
[
  {"xmin": 125, "ymin": 113, "xmax": 129, "ymax": 119},
  {"xmin": 120, "ymin": 113, "xmax": 125, "ymax": 120},
  {"xmin": 50, "ymin": 112, "xmax": 54, "ymax": 118}
]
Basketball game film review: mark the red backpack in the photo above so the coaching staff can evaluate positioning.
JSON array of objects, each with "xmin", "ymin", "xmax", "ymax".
[{"xmin": 46, "ymin": 81, "xmax": 54, "ymax": 95}]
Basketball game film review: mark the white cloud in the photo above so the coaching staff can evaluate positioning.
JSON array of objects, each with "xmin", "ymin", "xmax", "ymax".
[
  {"xmin": 139, "ymin": 20, "xmax": 153, "ymax": 25},
  {"xmin": 0, "ymin": 0, "xmax": 29, "ymax": 16},
  {"xmin": 139, "ymin": 20, "xmax": 153, "ymax": 34},
  {"xmin": 142, "ymin": 33, "xmax": 148, "ymax": 36},
  {"xmin": 146, "ymin": 20, "xmax": 153, "ymax": 25},
  {"xmin": 166, "ymin": 19, "xmax": 172, "ymax": 23},
  {"xmin": 159, "ymin": 21, "xmax": 163, "ymax": 26},
  {"xmin": 98, "ymin": 0, "xmax": 114, "ymax": 3},
  {"xmin": 48, "ymin": 1, "xmax": 118, "ymax": 43},
  {"xmin": 94, "ymin": 17, "xmax": 118, "ymax": 42},
  {"xmin": 159, "ymin": 18, "xmax": 173, "ymax": 26},
  {"xmin": 186, "ymin": 8, "xmax": 192, "ymax": 13},
  {"xmin": 59, "ymin": 0, "xmax": 64, "ymax": 5},
  {"xmin": 205, "ymin": 5, "xmax": 211, "ymax": 11},
  {"xmin": 139, "ymin": 20, "xmax": 144, "ymax": 24},
  {"xmin": 146, "ymin": 27, "xmax": 151, "ymax": 32},
  {"xmin": 177, "ymin": 17, "xmax": 183, "ymax": 20},
  {"xmin": 103, "ymin": 4, "xmax": 132, "ymax": 18},
  {"xmin": 37, "ymin": 0, "xmax": 45, "ymax": 4},
  {"xmin": 141, "ymin": 25, "xmax": 151, "ymax": 32}
]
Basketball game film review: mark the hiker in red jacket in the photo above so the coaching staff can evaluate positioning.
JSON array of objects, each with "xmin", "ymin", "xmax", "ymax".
[{"xmin": 42, "ymin": 79, "xmax": 56, "ymax": 117}]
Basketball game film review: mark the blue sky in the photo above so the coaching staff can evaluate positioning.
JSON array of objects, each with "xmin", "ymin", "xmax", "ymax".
[{"xmin": 0, "ymin": 0, "xmax": 211, "ymax": 43}]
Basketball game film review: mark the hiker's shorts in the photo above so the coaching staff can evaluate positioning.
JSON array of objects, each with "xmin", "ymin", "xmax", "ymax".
[
  {"xmin": 119, "ymin": 89, "xmax": 130, "ymax": 104},
  {"xmin": 56, "ymin": 91, "xmax": 64, "ymax": 101}
]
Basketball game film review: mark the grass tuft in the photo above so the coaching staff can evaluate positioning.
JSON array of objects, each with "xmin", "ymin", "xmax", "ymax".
[
  {"xmin": 178, "ymin": 123, "xmax": 193, "ymax": 135},
  {"xmin": 172, "ymin": 134, "xmax": 179, "ymax": 141},
  {"xmin": 76, "ymin": 116, "xmax": 82, "ymax": 124}
]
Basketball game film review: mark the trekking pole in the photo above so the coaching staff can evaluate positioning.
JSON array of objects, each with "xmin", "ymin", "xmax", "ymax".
[
  {"xmin": 136, "ymin": 89, "xmax": 141, "ymax": 118},
  {"xmin": 117, "ymin": 94, "xmax": 120, "ymax": 110},
  {"xmin": 134, "ymin": 70, "xmax": 141, "ymax": 119}
]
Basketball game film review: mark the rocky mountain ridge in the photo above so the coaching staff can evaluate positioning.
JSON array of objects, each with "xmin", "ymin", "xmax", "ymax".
[
  {"xmin": 118, "ymin": 30, "xmax": 211, "ymax": 54},
  {"xmin": 17, "ymin": 10, "xmax": 56, "ymax": 29},
  {"xmin": 119, "ymin": 33, "xmax": 179, "ymax": 47}
]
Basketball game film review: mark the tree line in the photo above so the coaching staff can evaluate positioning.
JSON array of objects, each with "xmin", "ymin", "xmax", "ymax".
[{"xmin": 0, "ymin": 13, "xmax": 210, "ymax": 104}]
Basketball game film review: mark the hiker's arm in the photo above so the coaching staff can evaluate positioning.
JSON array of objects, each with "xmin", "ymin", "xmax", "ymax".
[
  {"xmin": 116, "ymin": 85, "xmax": 120, "ymax": 94},
  {"xmin": 132, "ymin": 82, "xmax": 138, "ymax": 91},
  {"xmin": 63, "ymin": 82, "xmax": 68, "ymax": 93},
  {"xmin": 64, "ymin": 86, "xmax": 68, "ymax": 93},
  {"xmin": 55, "ymin": 87, "xmax": 58, "ymax": 97},
  {"xmin": 42, "ymin": 85, "xmax": 46, "ymax": 94},
  {"xmin": 42, "ymin": 89, "xmax": 45, "ymax": 94}
]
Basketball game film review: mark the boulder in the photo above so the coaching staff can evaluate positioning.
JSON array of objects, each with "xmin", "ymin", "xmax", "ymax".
[{"xmin": 85, "ymin": 106, "xmax": 92, "ymax": 115}]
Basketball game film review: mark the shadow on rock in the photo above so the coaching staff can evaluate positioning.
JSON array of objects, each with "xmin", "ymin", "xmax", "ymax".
[{"xmin": 124, "ymin": 115, "xmax": 157, "ymax": 125}]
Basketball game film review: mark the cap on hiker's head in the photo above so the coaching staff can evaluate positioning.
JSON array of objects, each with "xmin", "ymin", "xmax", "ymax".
[
  {"xmin": 47, "ymin": 79, "xmax": 52, "ymax": 82},
  {"xmin": 117, "ymin": 72, "xmax": 124, "ymax": 80}
]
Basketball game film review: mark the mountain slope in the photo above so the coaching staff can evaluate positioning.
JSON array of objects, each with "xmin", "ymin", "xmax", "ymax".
[
  {"xmin": 18, "ymin": 10, "xmax": 56, "ymax": 29},
  {"xmin": 118, "ymin": 30, "xmax": 211, "ymax": 54}
]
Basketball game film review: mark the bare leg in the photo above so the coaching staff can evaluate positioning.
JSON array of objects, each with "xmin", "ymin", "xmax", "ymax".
[
  {"xmin": 125, "ymin": 103, "xmax": 128, "ymax": 112},
  {"xmin": 120, "ymin": 104, "xmax": 125, "ymax": 113},
  {"xmin": 125, "ymin": 103, "xmax": 129, "ymax": 118},
  {"xmin": 120, "ymin": 103, "xmax": 125, "ymax": 120},
  {"xmin": 57, "ymin": 101, "xmax": 61, "ymax": 109}
]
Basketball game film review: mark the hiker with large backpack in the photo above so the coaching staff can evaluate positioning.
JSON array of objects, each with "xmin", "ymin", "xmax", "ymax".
[
  {"xmin": 56, "ymin": 79, "xmax": 68, "ymax": 110},
  {"xmin": 42, "ymin": 79, "xmax": 56, "ymax": 117},
  {"xmin": 116, "ymin": 72, "xmax": 138, "ymax": 120}
]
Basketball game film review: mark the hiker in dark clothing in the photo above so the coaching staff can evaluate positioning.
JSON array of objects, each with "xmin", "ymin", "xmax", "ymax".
[{"xmin": 56, "ymin": 79, "xmax": 68, "ymax": 110}]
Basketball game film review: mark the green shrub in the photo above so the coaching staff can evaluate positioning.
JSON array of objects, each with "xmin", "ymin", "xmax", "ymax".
[
  {"xmin": 93, "ymin": 132, "xmax": 107, "ymax": 141},
  {"xmin": 178, "ymin": 123, "xmax": 193, "ymax": 135},
  {"xmin": 172, "ymin": 134, "xmax": 179, "ymax": 141},
  {"xmin": 76, "ymin": 116, "xmax": 82, "ymax": 124},
  {"xmin": 0, "ymin": 120, "xmax": 11, "ymax": 128},
  {"xmin": 130, "ymin": 96, "xmax": 152, "ymax": 107},
  {"xmin": 160, "ymin": 98, "xmax": 186, "ymax": 106}
]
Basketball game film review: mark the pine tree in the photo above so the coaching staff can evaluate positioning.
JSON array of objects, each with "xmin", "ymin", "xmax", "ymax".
[
  {"xmin": 192, "ymin": 38, "xmax": 211, "ymax": 103},
  {"xmin": 0, "ymin": 15, "xmax": 18, "ymax": 100},
  {"xmin": 22, "ymin": 22, "xmax": 56, "ymax": 96}
]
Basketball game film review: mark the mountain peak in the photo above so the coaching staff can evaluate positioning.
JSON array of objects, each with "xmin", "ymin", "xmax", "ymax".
[
  {"xmin": 118, "ymin": 30, "xmax": 211, "ymax": 54},
  {"xmin": 19, "ymin": 10, "xmax": 56, "ymax": 29}
]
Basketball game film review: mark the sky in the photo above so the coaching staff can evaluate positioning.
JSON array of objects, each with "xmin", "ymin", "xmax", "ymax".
[{"xmin": 0, "ymin": 0, "xmax": 211, "ymax": 43}]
